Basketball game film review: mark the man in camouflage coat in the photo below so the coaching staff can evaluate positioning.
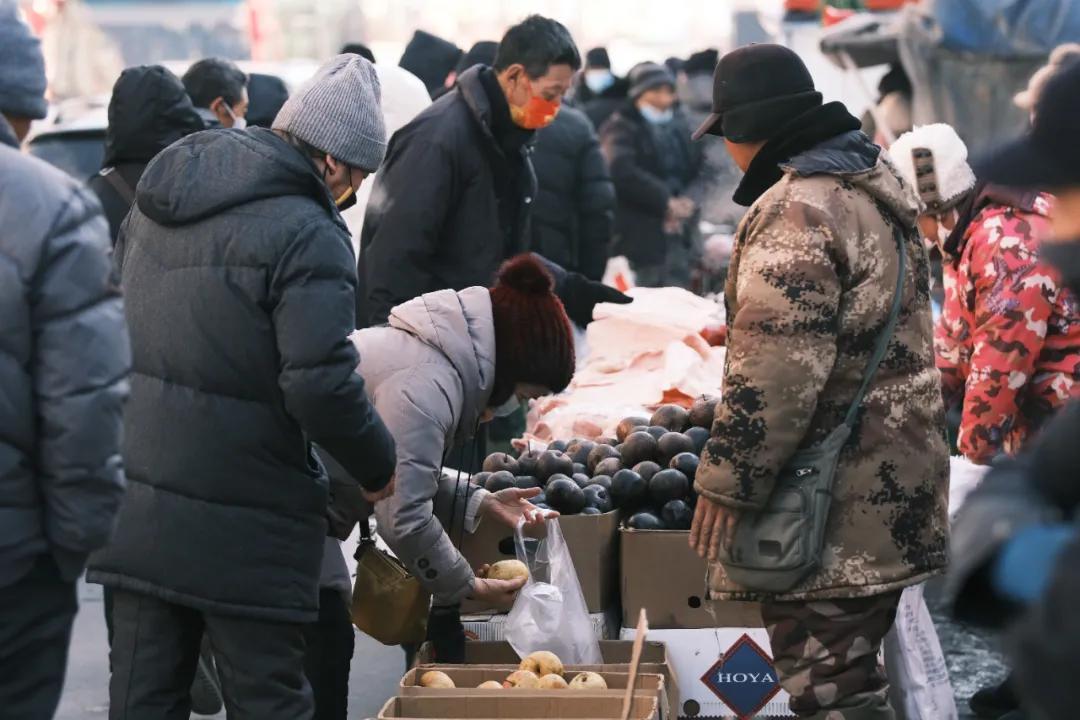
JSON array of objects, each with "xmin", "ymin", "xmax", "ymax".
[{"xmin": 690, "ymin": 45, "xmax": 949, "ymax": 719}]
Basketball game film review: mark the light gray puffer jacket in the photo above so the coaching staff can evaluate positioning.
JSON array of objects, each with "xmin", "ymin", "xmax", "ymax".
[{"xmin": 353, "ymin": 286, "xmax": 495, "ymax": 604}]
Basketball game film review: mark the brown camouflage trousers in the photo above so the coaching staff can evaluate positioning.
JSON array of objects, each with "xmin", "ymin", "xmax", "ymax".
[{"xmin": 761, "ymin": 591, "xmax": 902, "ymax": 720}]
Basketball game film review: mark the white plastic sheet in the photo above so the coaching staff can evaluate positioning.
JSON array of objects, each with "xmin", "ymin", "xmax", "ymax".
[{"xmin": 884, "ymin": 584, "xmax": 959, "ymax": 720}]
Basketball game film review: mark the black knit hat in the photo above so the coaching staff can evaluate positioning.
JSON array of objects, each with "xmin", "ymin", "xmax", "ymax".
[
  {"xmin": 489, "ymin": 255, "xmax": 575, "ymax": 403},
  {"xmin": 692, "ymin": 43, "xmax": 822, "ymax": 143},
  {"xmin": 586, "ymin": 47, "xmax": 611, "ymax": 69},
  {"xmin": 628, "ymin": 62, "xmax": 676, "ymax": 100}
]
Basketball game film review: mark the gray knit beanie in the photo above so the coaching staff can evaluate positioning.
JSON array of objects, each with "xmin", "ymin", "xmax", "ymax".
[
  {"xmin": 0, "ymin": 1, "xmax": 48, "ymax": 120},
  {"xmin": 273, "ymin": 54, "xmax": 386, "ymax": 172}
]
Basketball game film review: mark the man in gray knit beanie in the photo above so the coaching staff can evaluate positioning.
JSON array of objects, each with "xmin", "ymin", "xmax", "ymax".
[
  {"xmin": 85, "ymin": 50, "xmax": 397, "ymax": 720},
  {"xmin": 0, "ymin": 0, "xmax": 48, "ymax": 143},
  {"xmin": 273, "ymin": 53, "xmax": 387, "ymax": 209}
]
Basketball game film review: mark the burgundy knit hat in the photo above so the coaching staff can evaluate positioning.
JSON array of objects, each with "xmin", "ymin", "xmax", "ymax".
[{"xmin": 490, "ymin": 255, "xmax": 575, "ymax": 403}]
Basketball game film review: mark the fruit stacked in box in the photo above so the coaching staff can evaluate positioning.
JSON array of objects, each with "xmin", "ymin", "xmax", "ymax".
[
  {"xmin": 417, "ymin": 652, "xmax": 611, "ymax": 691},
  {"xmin": 475, "ymin": 396, "xmax": 717, "ymax": 529}
]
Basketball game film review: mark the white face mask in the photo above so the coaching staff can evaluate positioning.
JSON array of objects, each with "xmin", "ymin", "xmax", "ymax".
[
  {"xmin": 224, "ymin": 102, "xmax": 246, "ymax": 130},
  {"xmin": 584, "ymin": 69, "xmax": 615, "ymax": 94},
  {"xmin": 490, "ymin": 394, "xmax": 521, "ymax": 418},
  {"xmin": 639, "ymin": 103, "xmax": 674, "ymax": 125}
]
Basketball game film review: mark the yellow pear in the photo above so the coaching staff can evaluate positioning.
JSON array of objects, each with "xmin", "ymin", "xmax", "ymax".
[
  {"xmin": 477, "ymin": 680, "xmax": 504, "ymax": 690},
  {"xmin": 419, "ymin": 671, "xmax": 455, "ymax": 689},
  {"xmin": 539, "ymin": 674, "xmax": 569, "ymax": 689},
  {"xmin": 569, "ymin": 672, "xmax": 608, "ymax": 690},
  {"xmin": 487, "ymin": 559, "xmax": 529, "ymax": 581},
  {"xmin": 520, "ymin": 650, "xmax": 564, "ymax": 677},
  {"xmin": 503, "ymin": 670, "xmax": 541, "ymax": 689}
]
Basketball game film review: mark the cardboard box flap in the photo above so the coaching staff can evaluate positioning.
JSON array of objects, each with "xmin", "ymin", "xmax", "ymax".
[{"xmin": 377, "ymin": 694, "xmax": 657, "ymax": 719}]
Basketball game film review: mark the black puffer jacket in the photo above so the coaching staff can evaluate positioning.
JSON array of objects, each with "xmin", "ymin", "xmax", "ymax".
[
  {"xmin": 356, "ymin": 66, "xmax": 536, "ymax": 327},
  {"xmin": 530, "ymin": 105, "xmax": 614, "ymax": 280},
  {"xmin": 569, "ymin": 74, "xmax": 629, "ymax": 131},
  {"xmin": 86, "ymin": 65, "xmax": 204, "ymax": 245},
  {"xmin": 600, "ymin": 101, "xmax": 700, "ymax": 267},
  {"xmin": 0, "ymin": 117, "xmax": 130, "ymax": 589},
  {"xmin": 87, "ymin": 127, "xmax": 396, "ymax": 622}
]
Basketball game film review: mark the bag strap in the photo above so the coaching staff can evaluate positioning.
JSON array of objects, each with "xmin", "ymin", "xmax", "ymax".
[
  {"xmin": 101, "ymin": 167, "xmax": 136, "ymax": 206},
  {"xmin": 842, "ymin": 224, "xmax": 907, "ymax": 429}
]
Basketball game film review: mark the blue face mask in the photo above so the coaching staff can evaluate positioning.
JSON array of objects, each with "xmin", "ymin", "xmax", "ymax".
[
  {"xmin": 489, "ymin": 394, "xmax": 521, "ymax": 419},
  {"xmin": 584, "ymin": 70, "xmax": 615, "ymax": 94},
  {"xmin": 639, "ymin": 103, "xmax": 674, "ymax": 125}
]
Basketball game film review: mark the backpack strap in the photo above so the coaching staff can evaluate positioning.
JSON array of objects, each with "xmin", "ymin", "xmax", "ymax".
[{"xmin": 100, "ymin": 167, "xmax": 136, "ymax": 206}]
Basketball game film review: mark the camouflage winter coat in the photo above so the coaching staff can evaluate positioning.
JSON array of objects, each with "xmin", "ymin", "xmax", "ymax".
[
  {"xmin": 699, "ymin": 131, "xmax": 950, "ymax": 602},
  {"xmin": 936, "ymin": 191, "xmax": 1080, "ymax": 464}
]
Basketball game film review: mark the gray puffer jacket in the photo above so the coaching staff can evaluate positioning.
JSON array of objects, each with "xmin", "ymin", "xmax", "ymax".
[
  {"xmin": 0, "ymin": 116, "xmax": 130, "ymax": 588},
  {"xmin": 352, "ymin": 287, "xmax": 495, "ymax": 604}
]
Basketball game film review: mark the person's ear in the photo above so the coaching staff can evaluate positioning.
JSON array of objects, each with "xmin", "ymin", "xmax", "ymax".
[{"xmin": 210, "ymin": 97, "xmax": 229, "ymax": 123}]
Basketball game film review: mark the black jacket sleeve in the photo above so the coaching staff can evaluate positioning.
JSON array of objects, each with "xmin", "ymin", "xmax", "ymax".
[
  {"xmin": 600, "ymin": 118, "xmax": 671, "ymax": 218},
  {"xmin": 575, "ymin": 125, "xmax": 615, "ymax": 281},
  {"xmin": 357, "ymin": 135, "xmax": 454, "ymax": 327},
  {"xmin": 35, "ymin": 185, "xmax": 131, "ymax": 563},
  {"xmin": 273, "ymin": 220, "xmax": 396, "ymax": 491}
]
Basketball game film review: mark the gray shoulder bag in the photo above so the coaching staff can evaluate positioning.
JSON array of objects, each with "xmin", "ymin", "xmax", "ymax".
[{"xmin": 716, "ymin": 225, "xmax": 906, "ymax": 594}]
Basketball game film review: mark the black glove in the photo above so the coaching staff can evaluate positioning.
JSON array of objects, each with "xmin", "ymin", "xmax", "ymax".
[
  {"xmin": 556, "ymin": 271, "xmax": 632, "ymax": 327},
  {"xmin": 426, "ymin": 604, "xmax": 466, "ymax": 663}
]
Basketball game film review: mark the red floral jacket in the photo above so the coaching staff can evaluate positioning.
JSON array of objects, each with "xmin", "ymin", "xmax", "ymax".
[{"xmin": 936, "ymin": 190, "xmax": 1080, "ymax": 463}]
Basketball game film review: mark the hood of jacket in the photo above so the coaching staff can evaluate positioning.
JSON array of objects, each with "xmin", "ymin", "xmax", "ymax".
[
  {"xmin": 104, "ymin": 65, "xmax": 205, "ymax": 167},
  {"xmin": 782, "ymin": 128, "xmax": 919, "ymax": 228},
  {"xmin": 135, "ymin": 126, "xmax": 340, "ymax": 227},
  {"xmin": 399, "ymin": 29, "xmax": 461, "ymax": 96},
  {"xmin": 388, "ymin": 287, "xmax": 496, "ymax": 439}
]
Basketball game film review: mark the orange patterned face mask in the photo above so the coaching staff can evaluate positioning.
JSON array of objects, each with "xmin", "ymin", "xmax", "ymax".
[{"xmin": 509, "ymin": 77, "xmax": 561, "ymax": 129}]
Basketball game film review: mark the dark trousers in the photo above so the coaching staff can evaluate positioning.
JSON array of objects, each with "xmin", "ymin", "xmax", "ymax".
[
  {"xmin": 762, "ymin": 591, "xmax": 902, "ymax": 720},
  {"xmin": 303, "ymin": 589, "xmax": 354, "ymax": 720},
  {"xmin": 107, "ymin": 589, "xmax": 313, "ymax": 720},
  {"xmin": 0, "ymin": 556, "xmax": 77, "ymax": 720}
]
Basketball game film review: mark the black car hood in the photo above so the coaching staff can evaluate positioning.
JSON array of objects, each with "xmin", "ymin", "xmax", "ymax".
[{"xmin": 104, "ymin": 65, "xmax": 206, "ymax": 167}]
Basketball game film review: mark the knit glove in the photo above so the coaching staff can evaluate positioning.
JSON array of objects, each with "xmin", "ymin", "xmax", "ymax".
[
  {"xmin": 426, "ymin": 604, "xmax": 466, "ymax": 663},
  {"xmin": 556, "ymin": 271, "xmax": 632, "ymax": 327}
]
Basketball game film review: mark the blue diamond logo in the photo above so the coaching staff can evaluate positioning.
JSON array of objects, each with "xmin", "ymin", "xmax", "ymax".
[{"xmin": 700, "ymin": 634, "xmax": 782, "ymax": 720}]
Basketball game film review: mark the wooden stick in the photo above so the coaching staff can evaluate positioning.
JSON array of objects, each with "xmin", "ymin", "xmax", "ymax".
[{"xmin": 620, "ymin": 608, "xmax": 649, "ymax": 720}]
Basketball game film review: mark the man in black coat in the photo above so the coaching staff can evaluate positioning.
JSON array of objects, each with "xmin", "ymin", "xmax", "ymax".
[
  {"xmin": 87, "ymin": 65, "xmax": 205, "ymax": 245},
  {"xmin": 357, "ymin": 14, "xmax": 628, "ymax": 329},
  {"xmin": 182, "ymin": 57, "xmax": 249, "ymax": 129},
  {"xmin": 569, "ymin": 46, "xmax": 630, "ymax": 131},
  {"xmin": 87, "ymin": 55, "xmax": 397, "ymax": 718},
  {"xmin": 530, "ymin": 103, "xmax": 615, "ymax": 280},
  {"xmin": 600, "ymin": 62, "xmax": 702, "ymax": 288},
  {"xmin": 946, "ymin": 61, "xmax": 1080, "ymax": 720},
  {"xmin": 0, "ymin": 8, "xmax": 130, "ymax": 718}
]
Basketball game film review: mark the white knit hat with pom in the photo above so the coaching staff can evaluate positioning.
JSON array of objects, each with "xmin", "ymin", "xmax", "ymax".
[{"xmin": 888, "ymin": 123, "xmax": 976, "ymax": 215}]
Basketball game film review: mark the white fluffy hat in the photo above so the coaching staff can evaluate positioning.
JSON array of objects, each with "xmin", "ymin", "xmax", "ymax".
[{"xmin": 888, "ymin": 123, "xmax": 976, "ymax": 215}]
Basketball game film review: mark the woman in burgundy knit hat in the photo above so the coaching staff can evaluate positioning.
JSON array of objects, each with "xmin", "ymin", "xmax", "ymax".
[{"xmin": 324, "ymin": 254, "xmax": 574, "ymax": 666}]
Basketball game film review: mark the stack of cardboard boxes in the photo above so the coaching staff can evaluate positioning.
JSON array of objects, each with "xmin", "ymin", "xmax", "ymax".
[{"xmin": 455, "ymin": 518, "xmax": 793, "ymax": 719}]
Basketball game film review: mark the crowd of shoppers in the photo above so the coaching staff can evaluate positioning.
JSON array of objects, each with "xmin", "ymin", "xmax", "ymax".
[{"xmin": 4, "ymin": 2, "xmax": 1080, "ymax": 719}]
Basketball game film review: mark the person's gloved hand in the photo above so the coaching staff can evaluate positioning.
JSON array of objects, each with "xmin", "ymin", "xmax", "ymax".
[
  {"xmin": 556, "ymin": 271, "xmax": 632, "ymax": 327},
  {"xmin": 426, "ymin": 604, "xmax": 465, "ymax": 663}
]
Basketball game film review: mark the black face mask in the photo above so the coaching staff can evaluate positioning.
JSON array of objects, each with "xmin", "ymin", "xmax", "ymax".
[{"xmin": 1042, "ymin": 240, "xmax": 1080, "ymax": 296}]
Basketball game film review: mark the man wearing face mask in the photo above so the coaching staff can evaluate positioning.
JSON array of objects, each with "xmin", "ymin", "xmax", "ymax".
[
  {"xmin": 569, "ymin": 47, "xmax": 629, "ymax": 130},
  {"xmin": 890, "ymin": 123, "xmax": 1080, "ymax": 468},
  {"xmin": 600, "ymin": 62, "xmax": 702, "ymax": 288},
  {"xmin": 182, "ymin": 57, "xmax": 249, "ymax": 129},
  {"xmin": 946, "ymin": 59, "xmax": 1080, "ymax": 720},
  {"xmin": 86, "ymin": 54, "xmax": 397, "ymax": 718},
  {"xmin": 357, "ymin": 15, "xmax": 630, "ymax": 330}
]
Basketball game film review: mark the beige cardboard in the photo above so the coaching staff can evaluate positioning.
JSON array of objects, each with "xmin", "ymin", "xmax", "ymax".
[
  {"xmin": 459, "ymin": 510, "xmax": 620, "ymax": 614},
  {"xmin": 619, "ymin": 529, "xmax": 763, "ymax": 629},
  {"xmin": 377, "ymin": 694, "xmax": 658, "ymax": 720}
]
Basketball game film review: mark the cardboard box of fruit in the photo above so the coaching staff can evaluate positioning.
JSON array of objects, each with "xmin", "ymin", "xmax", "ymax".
[
  {"xmin": 460, "ymin": 398, "xmax": 721, "ymax": 614},
  {"xmin": 414, "ymin": 640, "xmax": 679, "ymax": 712},
  {"xmin": 377, "ymin": 693, "xmax": 659, "ymax": 720}
]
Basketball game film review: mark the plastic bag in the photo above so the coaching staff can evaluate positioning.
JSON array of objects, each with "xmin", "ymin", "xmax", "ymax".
[
  {"xmin": 505, "ymin": 518, "xmax": 602, "ymax": 665},
  {"xmin": 883, "ymin": 584, "xmax": 958, "ymax": 720},
  {"xmin": 949, "ymin": 455, "xmax": 990, "ymax": 521}
]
